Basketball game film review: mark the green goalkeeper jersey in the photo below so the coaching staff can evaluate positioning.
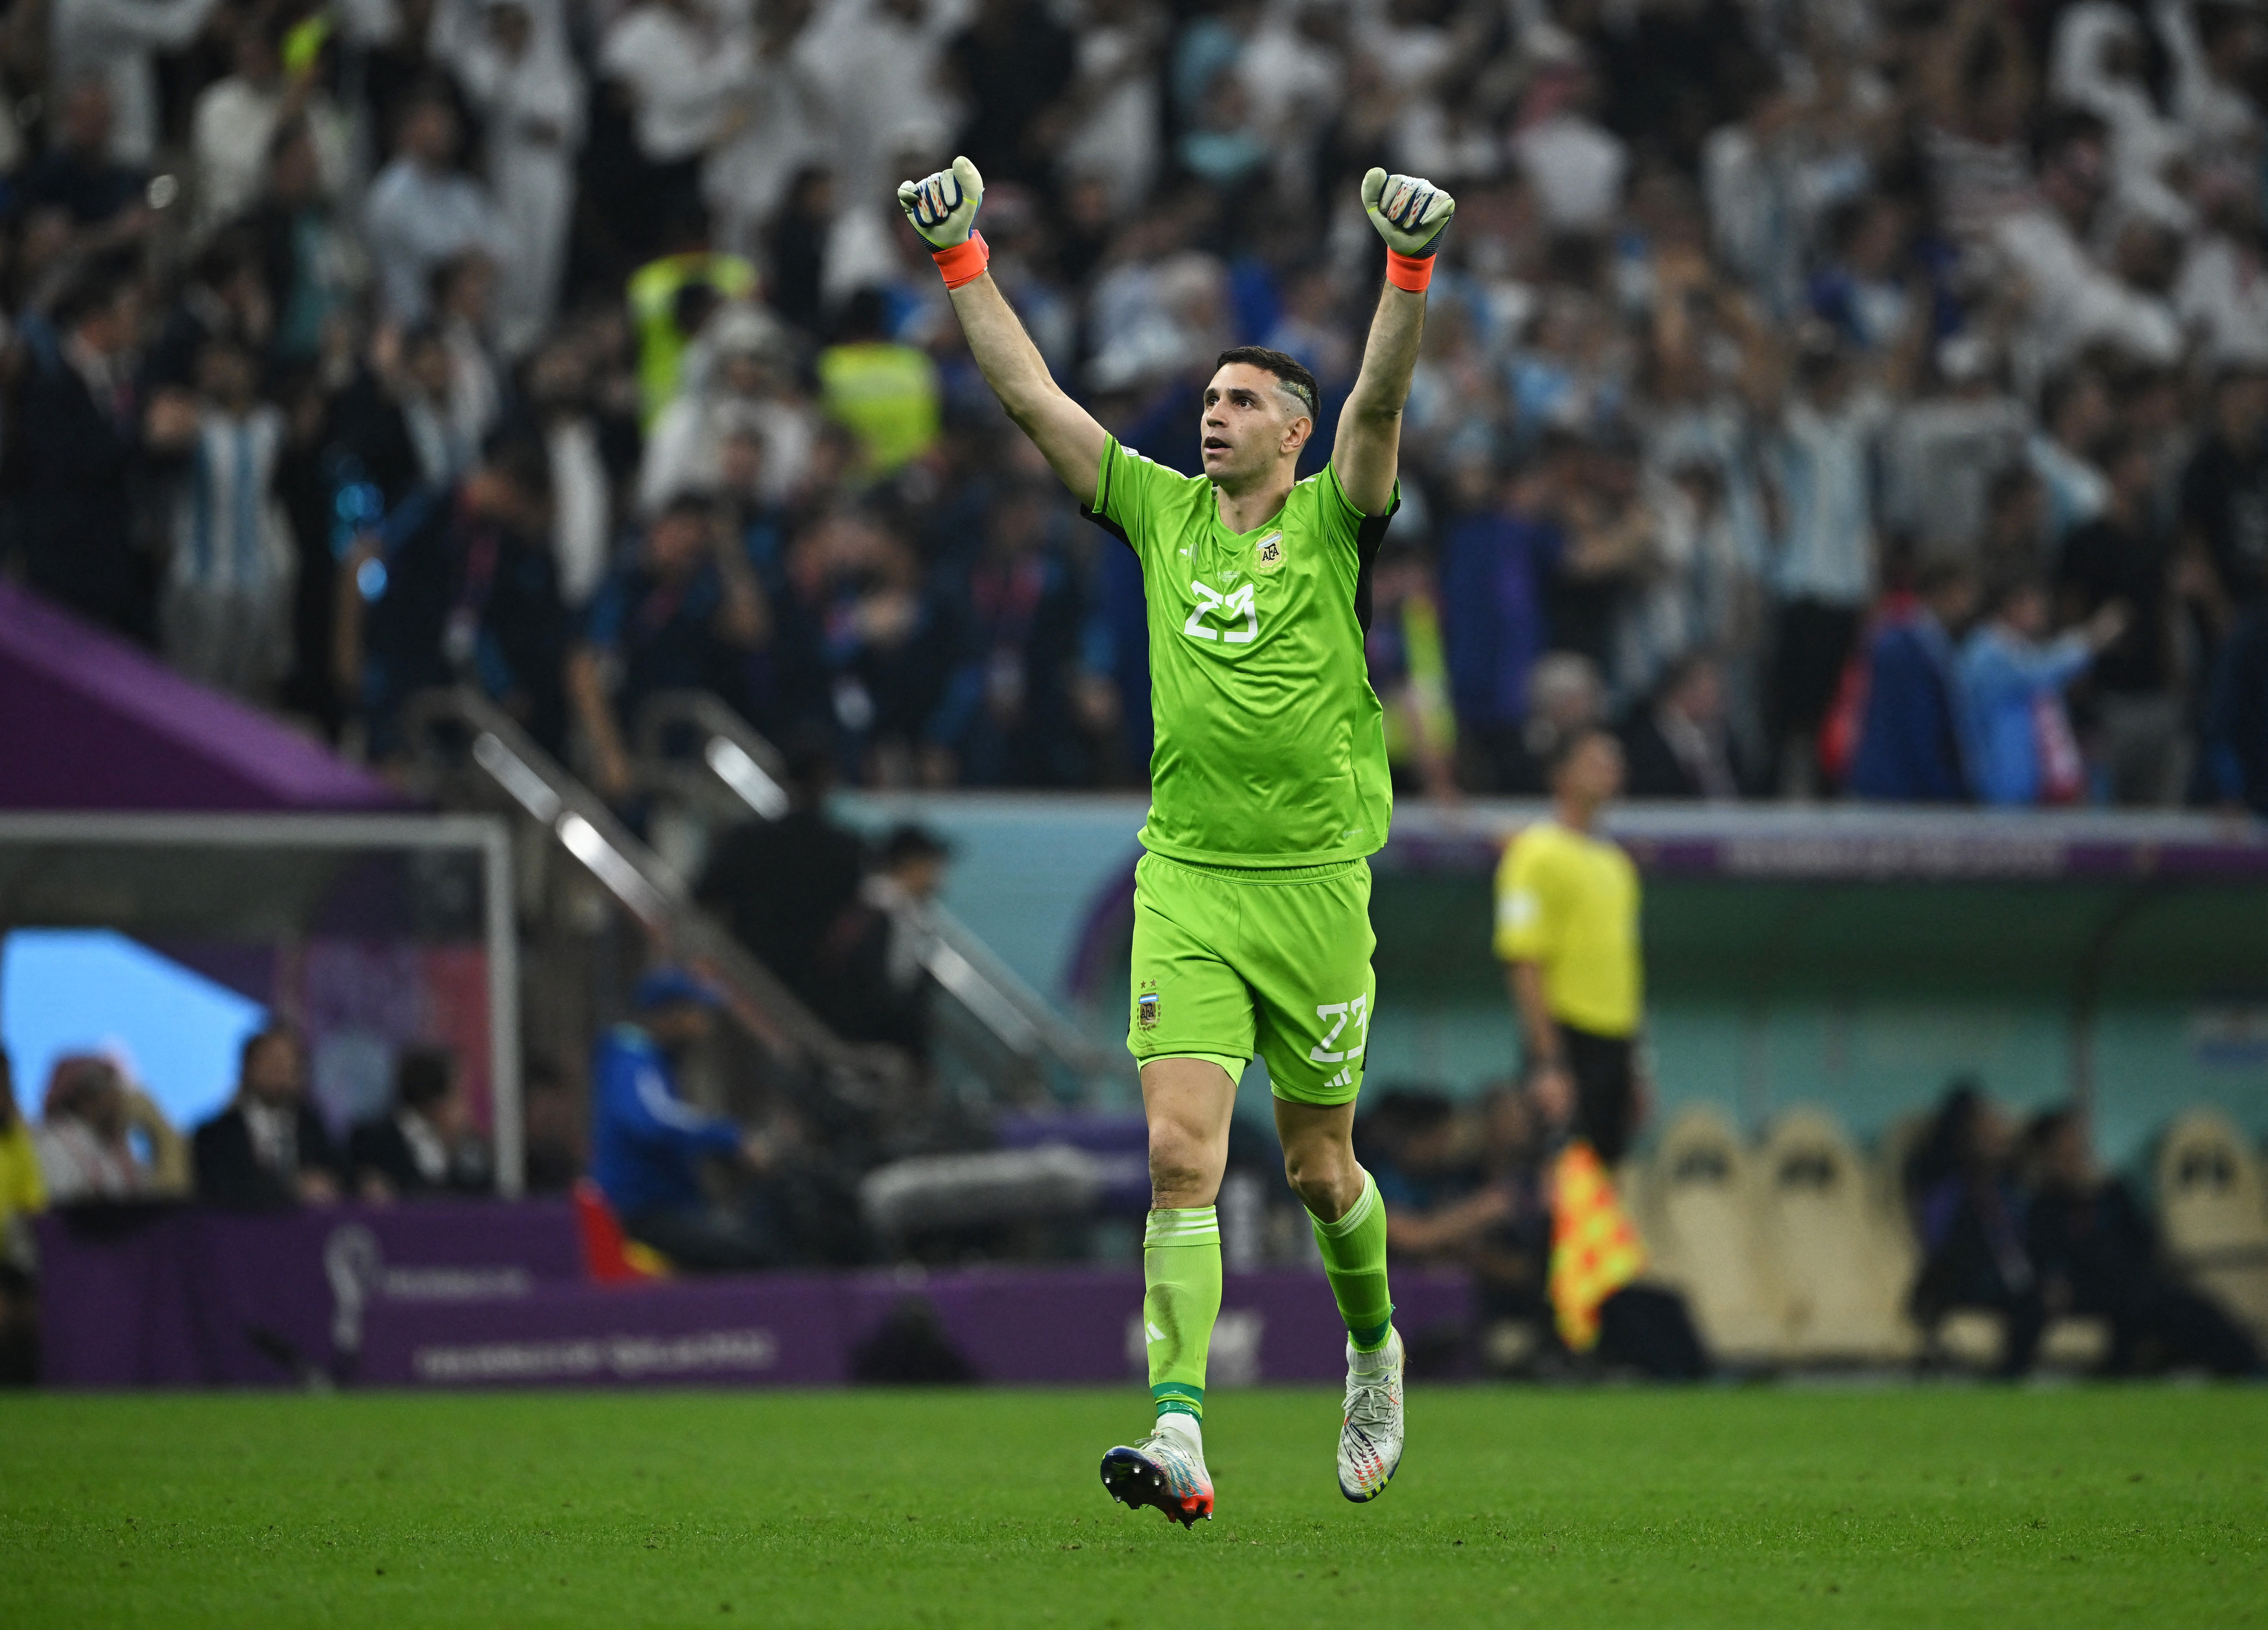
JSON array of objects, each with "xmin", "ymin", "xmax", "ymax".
[{"xmin": 1086, "ymin": 435, "xmax": 1399, "ymax": 866}]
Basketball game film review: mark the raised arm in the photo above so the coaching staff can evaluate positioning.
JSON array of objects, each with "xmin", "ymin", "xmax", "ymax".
[
  {"xmin": 1333, "ymin": 168, "xmax": 1455, "ymax": 517},
  {"xmin": 900, "ymin": 157, "xmax": 1107, "ymax": 508}
]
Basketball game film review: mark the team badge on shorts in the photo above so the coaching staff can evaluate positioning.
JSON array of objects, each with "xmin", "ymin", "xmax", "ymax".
[
  {"xmin": 1136, "ymin": 983, "xmax": 1161, "ymax": 1030},
  {"xmin": 1253, "ymin": 531, "xmax": 1285, "ymax": 575}
]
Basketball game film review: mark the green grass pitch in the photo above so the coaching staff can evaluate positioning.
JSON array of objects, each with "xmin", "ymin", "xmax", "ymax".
[{"xmin": 3, "ymin": 1386, "xmax": 2264, "ymax": 1628}]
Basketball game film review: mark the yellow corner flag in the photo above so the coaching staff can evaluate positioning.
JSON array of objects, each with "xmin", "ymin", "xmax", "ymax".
[{"xmin": 1547, "ymin": 1140, "xmax": 1645, "ymax": 1352}]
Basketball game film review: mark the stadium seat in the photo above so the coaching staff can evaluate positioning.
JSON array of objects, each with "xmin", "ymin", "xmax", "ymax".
[
  {"xmin": 1756, "ymin": 1109, "xmax": 1918, "ymax": 1363},
  {"xmin": 2154, "ymin": 1109, "xmax": 2268, "ymax": 1340},
  {"xmin": 1633, "ymin": 1105, "xmax": 1788, "ymax": 1364}
]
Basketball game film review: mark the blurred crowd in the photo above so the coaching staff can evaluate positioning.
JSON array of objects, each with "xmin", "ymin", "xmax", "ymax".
[
  {"xmin": 4, "ymin": 0, "xmax": 2268, "ymax": 808},
  {"xmin": 1359, "ymin": 1075, "xmax": 2265, "ymax": 1378},
  {"xmin": 0, "ymin": 1029, "xmax": 527, "ymax": 1379}
]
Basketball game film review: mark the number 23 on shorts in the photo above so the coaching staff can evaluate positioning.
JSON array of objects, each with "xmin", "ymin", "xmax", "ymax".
[{"xmin": 1310, "ymin": 994, "xmax": 1369, "ymax": 1062}]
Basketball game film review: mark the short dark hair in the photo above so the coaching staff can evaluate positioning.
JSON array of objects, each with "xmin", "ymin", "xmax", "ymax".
[
  {"xmin": 657, "ymin": 490, "xmax": 717, "ymax": 523},
  {"xmin": 52, "ymin": 254, "xmax": 139, "ymax": 331},
  {"xmin": 1985, "ymin": 572, "xmax": 2048, "ymax": 618},
  {"xmin": 1214, "ymin": 346, "xmax": 1319, "ymax": 419},
  {"xmin": 879, "ymin": 823, "xmax": 948, "ymax": 869},
  {"xmin": 483, "ymin": 430, "xmax": 553, "ymax": 503},
  {"xmin": 394, "ymin": 1047, "xmax": 455, "ymax": 1113},
  {"xmin": 1915, "ymin": 555, "xmax": 1974, "ymax": 599}
]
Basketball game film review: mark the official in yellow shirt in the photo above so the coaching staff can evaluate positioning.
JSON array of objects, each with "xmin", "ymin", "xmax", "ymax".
[
  {"xmin": 0, "ymin": 1048, "xmax": 46, "ymax": 1261},
  {"xmin": 1494, "ymin": 726, "xmax": 1646, "ymax": 1163}
]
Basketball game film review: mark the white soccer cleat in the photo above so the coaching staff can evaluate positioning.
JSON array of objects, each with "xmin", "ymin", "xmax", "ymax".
[
  {"xmin": 1100, "ymin": 1425, "xmax": 1214, "ymax": 1528},
  {"xmin": 1337, "ymin": 1327, "xmax": 1404, "ymax": 1502}
]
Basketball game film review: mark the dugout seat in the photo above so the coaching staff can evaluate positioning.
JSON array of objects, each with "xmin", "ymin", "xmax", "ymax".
[
  {"xmin": 1634, "ymin": 1105, "xmax": 1788, "ymax": 1364},
  {"xmin": 2154, "ymin": 1108, "xmax": 2268, "ymax": 1340},
  {"xmin": 1756, "ymin": 1109, "xmax": 1918, "ymax": 1363}
]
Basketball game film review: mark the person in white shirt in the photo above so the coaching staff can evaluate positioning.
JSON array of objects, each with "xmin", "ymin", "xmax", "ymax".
[
  {"xmin": 1766, "ymin": 337, "xmax": 1889, "ymax": 795},
  {"xmin": 639, "ymin": 301, "xmax": 814, "ymax": 512},
  {"xmin": 435, "ymin": 0, "xmax": 584, "ymax": 355},
  {"xmin": 49, "ymin": 0, "xmax": 222, "ymax": 167},
  {"xmin": 704, "ymin": 0, "xmax": 830, "ymax": 261},
  {"xmin": 191, "ymin": 20, "xmax": 351, "ymax": 239},
  {"xmin": 797, "ymin": 0, "xmax": 965, "ymax": 217},
  {"xmin": 1990, "ymin": 113, "xmax": 2183, "ymax": 376},
  {"xmin": 2050, "ymin": 1, "xmax": 2194, "ymax": 230},
  {"xmin": 433, "ymin": 252, "xmax": 505, "ymax": 450},
  {"xmin": 600, "ymin": 0, "xmax": 753, "ymax": 253},
  {"xmin": 2156, "ymin": 0, "xmax": 2263, "ymax": 194},
  {"xmin": 364, "ymin": 92, "xmax": 507, "ymax": 325},
  {"xmin": 35, "ymin": 1055, "xmax": 188, "ymax": 1202},
  {"xmin": 2176, "ymin": 209, "xmax": 2268, "ymax": 368},
  {"xmin": 1508, "ymin": 54, "xmax": 1628, "ymax": 233},
  {"xmin": 1884, "ymin": 335, "xmax": 2032, "ymax": 556},
  {"xmin": 150, "ymin": 335, "xmax": 298, "ymax": 700}
]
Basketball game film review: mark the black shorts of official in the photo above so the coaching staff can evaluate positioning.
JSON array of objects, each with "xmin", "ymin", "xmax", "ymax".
[{"xmin": 1561, "ymin": 1025, "xmax": 1637, "ymax": 1167}]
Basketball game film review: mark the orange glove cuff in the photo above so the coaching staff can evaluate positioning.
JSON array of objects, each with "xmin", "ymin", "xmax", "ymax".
[
  {"xmin": 1385, "ymin": 247, "xmax": 1435, "ymax": 293},
  {"xmin": 932, "ymin": 231, "xmax": 991, "ymax": 290}
]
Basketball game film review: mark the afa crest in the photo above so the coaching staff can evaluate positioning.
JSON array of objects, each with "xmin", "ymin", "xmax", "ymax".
[
  {"xmin": 1136, "ymin": 983, "xmax": 1161, "ymax": 1030},
  {"xmin": 1253, "ymin": 531, "xmax": 1286, "ymax": 575}
]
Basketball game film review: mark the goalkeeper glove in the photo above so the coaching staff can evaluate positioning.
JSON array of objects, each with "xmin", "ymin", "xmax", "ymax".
[
  {"xmin": 1361, "ymin": 168, "xmax": 1455, "ymax": 292},
  {"xmin": 898, "ymin": 156, "xmax": 991, "ymax": 289}
]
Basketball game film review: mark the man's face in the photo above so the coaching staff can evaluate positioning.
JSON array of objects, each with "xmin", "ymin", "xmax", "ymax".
[
  {"xmin": 1675, "ymin": 661, "xmax": 1724, "ymax": 724},
  {"xmin": 62, "ymin": 83, "xmax": 112, "ymax": 153},
  {"xmin": 1200, "ymin": 364, "xmax": 1310, "ymax": 486},
  {"xmin": 403, "ymin": 104, "xmax": 456, "ymax": 166},
  {"xmin": 720, "ymin": 430, "xmax": 766, "ymax": 495},
  {"xmin": 895, "ymin": 854, "xmax": 945, "ymax": 900},
  {"xmin": 2003, "ymin": 586, "xmax": 2048, "ymax": 639},
  {"xmin": 647, "ymin": 1002, "xmax": 714, "ymax": 1052},
  {"xmin": 647, "ymin": 509, "xmax": 709, "ymax": 576},
  {"xmin": 722, "ymin": 353, "xmax": 765, "ymax": 397},
  {"xmin": 2217, "ymin": 373, "xmax": 2268, "ymax": 443},
  {"xmin": 79, "ymin": 290, "xmax": 138, "ymax": 358},
  {"xmin": 487, "ymin": 3, "xmax": 532, "ymax": 55},
  {"xmin": 1555, "ymin": 733, "xmax": 1625, "ymax": 805},
  {"xmin": 271, "ymin": 131, "xmax": 320, "ymax": 200},
  {"xmin": 407, "ymin": 337, "xmax": 452, "ymax": 398},
  {"xmin": 243, "ymin": 1037, "xmax": 303, "ymax": 1106},
  {"xmin": 2111, "ymin": 448, "xmax": 2157, "ymax": 505},
  {"xmin": 421, "ymin": 1085, "xmax": 469, "ymax": 1140}
]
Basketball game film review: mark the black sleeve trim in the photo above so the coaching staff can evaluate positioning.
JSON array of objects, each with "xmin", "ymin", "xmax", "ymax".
[
  {"xmin": 1352, "ymin": 492, "xmax": 1400, "ymax": 633},
  {"xmin": 1081, "ymin": 505, "xmax": 1134, "ymax": 552},
  {"xmin": 1080, "ymin": 440, "xmax": 1134, "ymax": 552}
]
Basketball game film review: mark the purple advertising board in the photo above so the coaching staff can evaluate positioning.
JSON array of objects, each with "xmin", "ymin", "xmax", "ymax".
[{"xmin": 37, "ymin": 1203, "xmax": 1472, "ymax": 1390}]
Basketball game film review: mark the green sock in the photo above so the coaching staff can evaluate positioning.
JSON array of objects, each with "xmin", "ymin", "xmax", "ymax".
[
  {"xmin": 1143, "ymin": 1206, "xmax": 1222, "ymax": 1420},
  {"xmin": 1309, "ymin": 1170, "xmax": 1394, "ymax": 1351}
]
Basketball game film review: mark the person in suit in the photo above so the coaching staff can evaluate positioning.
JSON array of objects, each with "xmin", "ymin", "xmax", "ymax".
[
  {"xmin": 348, "ymin": 1046, "xmax": 490, "ymax": 1200},
  {"xmin": 6, "ymin": 255, "xmax": 168, "ymax": 644},
  {"xmin": 192, "ymin": 1026, "xmax": 344, "ymax": 1211},
  {"xmin": 1620, "ymin": 651, "xmax": 1745, "ymax": 800}
]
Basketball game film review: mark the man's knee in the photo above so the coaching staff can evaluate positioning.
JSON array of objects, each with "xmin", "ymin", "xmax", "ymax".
[
  {"xmin": 1148, "ymin": 1118, "xmax": 1216, "ymax": 1206},
  {"xmin": 1281, "ymin": 1136, "xmax": 1360, "ymax": 1218}
]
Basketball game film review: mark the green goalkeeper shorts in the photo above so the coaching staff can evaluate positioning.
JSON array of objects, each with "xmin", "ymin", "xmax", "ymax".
[{"xmin": 1126, "ymin": 852, "xmax": 1377, "ymax": 1107}]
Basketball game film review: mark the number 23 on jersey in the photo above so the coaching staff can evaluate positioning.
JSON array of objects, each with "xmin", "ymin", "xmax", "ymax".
[{"xmin": 1183, "ymin": 580, "xmax": 1258, "ymax": 644}]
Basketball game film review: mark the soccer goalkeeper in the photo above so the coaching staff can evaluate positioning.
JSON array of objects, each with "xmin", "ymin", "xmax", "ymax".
[{"xmin": 899, "ymin": 157, "xmax": 1452, "ymax": 1523}]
